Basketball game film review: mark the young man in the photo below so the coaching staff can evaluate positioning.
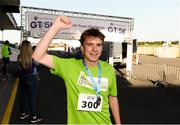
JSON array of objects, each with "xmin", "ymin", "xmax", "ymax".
[
  {"xmin": 32, "ymin": 16, "xmax": 121, "ymax": 124},
  {"xmin": 2, "ymin": 40, "xmax": 12, "ymax": 80}
]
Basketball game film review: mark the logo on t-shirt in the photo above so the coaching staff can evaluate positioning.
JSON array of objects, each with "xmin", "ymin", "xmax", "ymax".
[{"xmin": 77, "ymin": 71, "xmax": 108, "ymax": 91}]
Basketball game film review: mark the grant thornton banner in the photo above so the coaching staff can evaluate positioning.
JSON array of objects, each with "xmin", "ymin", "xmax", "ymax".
[{"xmin": 27, "ymin": 12, "xmax": 130, "ymax": 42}]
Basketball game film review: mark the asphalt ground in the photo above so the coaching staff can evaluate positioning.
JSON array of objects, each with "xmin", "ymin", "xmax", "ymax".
[
  {"xmin": 0, "ymin": 60, "xmax": 17, "ymax": 123},
  {"xmin": 8, "ymin": 64, "xmax": 180, "ymax": 124},
  {"xmin": 138, "ymin": 55, "xmax": 180, "ymax": 66}
]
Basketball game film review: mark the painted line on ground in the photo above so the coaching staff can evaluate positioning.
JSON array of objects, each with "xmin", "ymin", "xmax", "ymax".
[{"xmin": 1, "ymin": 78, "xmax": 19, "ymax": 124}]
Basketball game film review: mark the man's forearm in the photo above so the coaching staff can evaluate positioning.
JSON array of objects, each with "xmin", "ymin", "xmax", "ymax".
[
  {"xmin": 109, "ymin": 96, "xmax": 121, "ymax": 124},
  {"xmin": 32, "ymin": 24, "xmax": 61, "ymax": 62},
  {"xmin": 32, "ymin": 16, "xmax": 72, "ymax": 63}
]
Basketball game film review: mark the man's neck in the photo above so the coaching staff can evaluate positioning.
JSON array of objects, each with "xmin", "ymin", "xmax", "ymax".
[{"xmin": 84, "ymin": 59, "xmax": 99, "ymax": 67}]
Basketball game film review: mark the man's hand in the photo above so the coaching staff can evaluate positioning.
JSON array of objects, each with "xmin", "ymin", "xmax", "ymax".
[{"xmin": 54, "ymin": 15, "xmax": 72, "ymax": 29}]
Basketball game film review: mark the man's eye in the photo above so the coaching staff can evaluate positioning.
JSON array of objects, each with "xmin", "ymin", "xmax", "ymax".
[
  {"xmin": 97, "ymin": 44, "xmax": 103, "ymax": 47},
  {"xmin": 86, "ymin": 43, "xmax": 93, "ymax": 46}
]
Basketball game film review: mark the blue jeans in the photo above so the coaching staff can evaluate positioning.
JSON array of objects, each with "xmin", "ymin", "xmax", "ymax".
[{"xmin": 19, "ymin": 74, "xmax": 39, "ymax": 116}]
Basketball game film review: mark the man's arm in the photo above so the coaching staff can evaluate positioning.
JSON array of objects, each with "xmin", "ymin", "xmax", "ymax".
[
  {"xmin": 109, "ymin": 96, "xmax": 121, "ymax": 124},
  {"xmin": 8, "ymin": 47, "xmax": 12, "ymax": 55},
  {"xmin": 32, "ymin": 16, "xmax": 72, "ymax": 69}
]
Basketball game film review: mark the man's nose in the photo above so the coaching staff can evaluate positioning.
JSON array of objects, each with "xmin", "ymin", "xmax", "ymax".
[{"xmin": 92, "ymin": 45, "xmax": 98, "ymax": 51}]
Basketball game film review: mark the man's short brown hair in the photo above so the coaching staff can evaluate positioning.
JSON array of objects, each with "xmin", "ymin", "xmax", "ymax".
[{"xmin": 79, "ymin": 28, "xmax": 105, "ymax": 45}]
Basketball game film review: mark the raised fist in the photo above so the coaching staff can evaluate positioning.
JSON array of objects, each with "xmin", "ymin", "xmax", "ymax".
[{"xmin": 53, "ymin": 15, "xmax": 72, "ymax": 29}]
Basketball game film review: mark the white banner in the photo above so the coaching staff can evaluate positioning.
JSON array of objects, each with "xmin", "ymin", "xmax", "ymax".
[{"xmin": 27, "ymin": 12, "xmax": 129, "ymax": 42}]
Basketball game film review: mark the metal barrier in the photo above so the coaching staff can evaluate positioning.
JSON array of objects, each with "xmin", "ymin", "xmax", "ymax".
[{"xmin": 132, "ymin": 63, "xmax": 180, "ymax": 86}]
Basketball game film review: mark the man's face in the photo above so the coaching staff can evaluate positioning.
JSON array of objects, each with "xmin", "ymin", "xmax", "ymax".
[{"xmin": 81, "ymin": 36, "xmax": 103, "ymax": 65}]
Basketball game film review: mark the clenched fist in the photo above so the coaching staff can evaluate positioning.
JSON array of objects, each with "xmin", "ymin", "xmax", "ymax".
[{"xmin": 53, "ymin": 15, "xmax": 72, "ymax": 29}]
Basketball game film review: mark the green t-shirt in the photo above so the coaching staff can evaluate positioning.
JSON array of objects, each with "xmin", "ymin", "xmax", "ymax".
[
  {"xmin": 51, "ymin": 55, "xmax": 117, "ymax": 124},
  {"xmin": 2, "ymin": 45, "xmax": 10, "ymax": 58}
]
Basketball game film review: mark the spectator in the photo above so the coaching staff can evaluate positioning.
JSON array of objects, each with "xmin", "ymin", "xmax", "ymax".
[
  {"xmin": 32, "ymin": 46, "xmax": 40, "ymax": 80},
  {"xmin": 18, "ymin": 40, "xmax": 41, "ymax": 123}
]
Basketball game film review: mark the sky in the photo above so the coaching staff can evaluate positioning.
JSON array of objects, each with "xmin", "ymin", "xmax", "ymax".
[{"xmin": 1, "ymin": 0, "xmax": 180, "ymax": 44}]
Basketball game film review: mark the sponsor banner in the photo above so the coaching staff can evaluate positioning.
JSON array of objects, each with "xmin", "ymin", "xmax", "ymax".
[{"xmin": 27, "ymin": 12, "xmax": 129, "ymax": 42}]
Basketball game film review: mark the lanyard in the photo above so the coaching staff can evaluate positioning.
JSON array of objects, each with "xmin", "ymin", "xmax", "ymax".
[{"xmin": 83, "ymin": 60, "xmax": 101, "ymax": 97}]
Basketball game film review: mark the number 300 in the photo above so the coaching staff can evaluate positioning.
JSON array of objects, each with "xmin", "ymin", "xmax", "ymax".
[{"xmin": 81, "ymin": 101, "xmax": 98, "ymax": 109}]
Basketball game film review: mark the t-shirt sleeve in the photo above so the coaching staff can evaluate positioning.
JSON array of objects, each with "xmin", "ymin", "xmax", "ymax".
[
  {"xmin": 50, "ymin": 55, "xmax": 69, "ymax": 79},
  {"xmin": 109, "ymin": 67, "xmax": 117, "ymax": 96}
]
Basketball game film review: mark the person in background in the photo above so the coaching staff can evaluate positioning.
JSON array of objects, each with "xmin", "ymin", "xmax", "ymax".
[
  {"xmin": 1, "ymin": 40, "xmax": 12, "ymax": 80},
  {"xmin": 32, "ymin": 16, "xmax": 121, "ymax": 124},
  {"xmin": 18, "ymin": 40, "xmax": 41, "ymax": 123},
  {"xmin": 32, "ymin": 46, "xmax": 40, "ymax": 80}
]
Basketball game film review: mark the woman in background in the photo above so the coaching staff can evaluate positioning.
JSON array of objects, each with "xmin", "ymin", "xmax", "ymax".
[
  {"xmin": 32, "ymin": 45, "xmax": 40, "ymax": 80},
  {"xmin": 18, "ymin": 40, "xmax": 41, "ymax": 123}
]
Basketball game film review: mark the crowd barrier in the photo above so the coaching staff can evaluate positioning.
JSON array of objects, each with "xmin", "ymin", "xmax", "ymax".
[{"xmin": 132, "ymin": 62, "xmax": 180, "ymax": 86}]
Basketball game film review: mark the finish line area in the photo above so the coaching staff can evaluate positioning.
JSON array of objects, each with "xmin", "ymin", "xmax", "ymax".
[{"xmin": 1, "ymin": 5, "xmax": 180, "ymax": 124}]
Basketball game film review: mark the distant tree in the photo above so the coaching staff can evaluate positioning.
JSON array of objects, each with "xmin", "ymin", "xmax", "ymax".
[{"xmin": 171, "ymin": 41, "xmax": 179, "ymax": 45}]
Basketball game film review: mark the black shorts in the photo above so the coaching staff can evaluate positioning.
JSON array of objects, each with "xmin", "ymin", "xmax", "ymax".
[{"xmin": 3, "ymin": 57, "xmax": 10, "ymax": 64}]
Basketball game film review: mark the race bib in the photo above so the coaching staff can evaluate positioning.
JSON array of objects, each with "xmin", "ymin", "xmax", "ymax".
[{"xmin": 77, "ymin": 93, "xmax": 103, "ymax": 112}]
